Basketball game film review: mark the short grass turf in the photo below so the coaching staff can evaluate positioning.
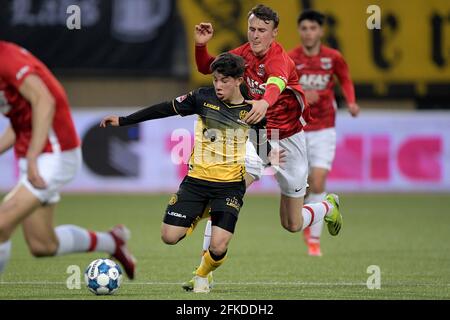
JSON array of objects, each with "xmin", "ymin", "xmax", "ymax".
[{"xmin": 0, "ymin": 193, "xmax": 449, "ymax": 300}]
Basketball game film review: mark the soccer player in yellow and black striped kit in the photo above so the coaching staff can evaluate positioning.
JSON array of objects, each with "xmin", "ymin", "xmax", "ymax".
[{"xmin": 100, "ymin": 53, "xmax": 281, "ymax": 293}]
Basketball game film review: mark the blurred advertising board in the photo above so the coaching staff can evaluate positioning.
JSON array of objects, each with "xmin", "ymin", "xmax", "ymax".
[{"xmin": 1, "ymin": 109, "xmax": 449, "ymax": 193}]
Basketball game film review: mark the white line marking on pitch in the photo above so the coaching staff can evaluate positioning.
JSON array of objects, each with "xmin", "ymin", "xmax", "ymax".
[{"xmin": 0, "ymin": 281, "xmax": 449, "ymax": 287}]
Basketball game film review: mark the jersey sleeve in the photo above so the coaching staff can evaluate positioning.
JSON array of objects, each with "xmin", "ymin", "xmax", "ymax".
[
  {"xmin": 334, "ymin": 52, "xmax": 356, "ymax": 104},
  {"xmin": 0, "ymin": 45, "xmax": 37, "ymax": 90},
  {"xmin": 262, "ymin": 53, "xmax": 291, "ymax": 106},
  {"xmin": 172, "ymin": 90, "xmax": 199, "ymax": 116}
]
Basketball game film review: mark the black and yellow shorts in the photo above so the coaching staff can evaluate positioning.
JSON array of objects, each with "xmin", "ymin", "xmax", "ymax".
[{"xmin": 163, "ymin": 176, "xmax": 246, "ymax": 233}]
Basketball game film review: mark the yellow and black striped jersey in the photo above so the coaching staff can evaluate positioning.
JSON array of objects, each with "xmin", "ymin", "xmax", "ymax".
[{"xmin": 172, "ymin": 87, "xmax": 258, "ymax": 183}]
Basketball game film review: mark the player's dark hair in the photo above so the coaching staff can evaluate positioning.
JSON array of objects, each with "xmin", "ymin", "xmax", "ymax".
[
  {"xmin": 210, "ymin": 53, "xmax": 245, "ymax": 78},
  {"xmin": 297, "ymin": 9, "xmax": 325, "ymax": 26},
  {"xmin": 248, "ymin": 4, "xmax": 279, "ymax": 29}
]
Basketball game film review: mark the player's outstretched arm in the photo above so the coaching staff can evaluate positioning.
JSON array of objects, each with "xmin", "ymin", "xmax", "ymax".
[
  {"xmin": 194, "ymin": 23, "xmax": 216, "ymax": 74},
  {"xmin": 100, "ymin": 101, "xmax": 178, "ymax": 128},
  {"xmin": 0, "ymin": 125, "xmax": 16, "ymax": 155},
  {"xmin": 19, "ymin": 74, "xmax": 56, "ymax": 189}
]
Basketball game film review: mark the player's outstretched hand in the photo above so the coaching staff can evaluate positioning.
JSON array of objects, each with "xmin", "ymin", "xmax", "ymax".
[
  {"xmin": 100, "ymin": 115, "xmax": 120, "ymax": 128},
  {"xmin": 348, "ymin": 103, "xmax": 360, "ymax": 117},
  {"xmin": 244, "ymin": 99, "xmax": 269, "ymax": 124},
  {"xmin": 268, "ymin": 147, "xmax": 287, "ymax": 168},
  {"xmin": 194, "ymin": 22, "xmax": 214, "ymax": 45}
]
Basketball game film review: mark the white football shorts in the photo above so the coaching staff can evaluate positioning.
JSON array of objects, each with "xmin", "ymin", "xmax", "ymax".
[
  {"xmin": 18, "ymin": 147, "xmax": 81, "ymax": 204},
  {"xmin": 305, "ymin": 127, "xmax": 336, "ymax": 171},
  {"xmin": 245, "ymin": 131, "xmax": 309, "ymax": 198}
]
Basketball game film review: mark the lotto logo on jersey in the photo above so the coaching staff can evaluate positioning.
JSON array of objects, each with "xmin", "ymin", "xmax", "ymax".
[
  {"xmin": 299, "ymin": 74, "xmax": 331, "ymax": 90},
  {"xmin": 16, "ymin": 65, "xmax": 30, "ymax": 81},
  {"xmin": 176, "ymin": 94, "xmax": 188, "ymax": 103}
]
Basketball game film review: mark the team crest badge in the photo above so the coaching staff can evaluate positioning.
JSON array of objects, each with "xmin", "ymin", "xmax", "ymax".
[
  {"xmin": 320, "ymin": 57, "xmax": 332, "ymax": 70},
  {"xmin": 168, "ymin": 194, "xmax": 178, "ymax": 205},
  {"xmin": 239, "ymin": 110, "xmax": 248, "ymax": 120},
  {"xmin": 257, "ymin": 64, "xmax": 265, "ymax": 77}
]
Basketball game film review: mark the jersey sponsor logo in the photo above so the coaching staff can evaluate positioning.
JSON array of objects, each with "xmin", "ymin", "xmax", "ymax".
[
  {"xmin": 176, "ymin": 94, "xmax": 188, "ymax": 103},
  {"xmin": 257, "ymin": 64, "xmax": 265, "ymax": 77},
  {"xmin": 16, "ymin": 65, "xmax": 30, "ymax": 81},
  {"xmin": 246, "ymin": 77, "xmax": 266, "ymax": 96},
  {"xmin": 167, "ymin": 211, "xmax": 187, "ymax": 219},
  {"xmin": 299, "ymin": 74, "xmax": 331, "ymax": 90},
  {"xmin": 320, "ymin": 57, "xmax": 332, "ymax": 70},
  {"xmin": 203, "ymin": 102, "xmax": 220, "ymax": 111},
  {"xmin": 0, "ymin": 91, "xmax": 11, "ymax": 114}
]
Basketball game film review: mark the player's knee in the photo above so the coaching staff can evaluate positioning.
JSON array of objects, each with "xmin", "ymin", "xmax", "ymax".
[
  {"xmin": 29, "ymin": 241, "xmax": 58, "ymax": 257},
  {"xmin": 281, "ymin": 220, "xmax": 302, "ymax": 233},
  {"xmin": 160, "ymin": 231, "xmax": 184, "ymax": 245},
  {"xmin": 209, "ymin": 243, "xmax": 228, "ymax": 257}
]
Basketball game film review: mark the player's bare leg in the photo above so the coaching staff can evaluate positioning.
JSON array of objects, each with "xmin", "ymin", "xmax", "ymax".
[
  {"xmin": 303, "ymin": 167, "xmax": 328, "ymax": 256},
  {"xmin": 19, "ymin": 195, "xmax": 136, "ymax": 279},
  {"xmin": 279, "ymin": 194, "xmax": 338, "ymax": 234},
  {"xmin": 160, "ymin": 223, "xmax": 189, "ymax": 245},
  {"xmin": 0, "ymin": 185, "xmax": 41, "ymax": 272}
]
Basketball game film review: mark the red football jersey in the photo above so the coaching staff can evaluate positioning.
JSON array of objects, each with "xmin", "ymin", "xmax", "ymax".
[
  {"xmin": 0, "ymin": 41, "xmax": 80, "ymax": 157},
  {"xmin": 196, "ymin": 42, "xmax": 308, "ymax": 140},
  {"xmin": 288, "ymin": 45, "xmax": 355, "ymax": 131}
]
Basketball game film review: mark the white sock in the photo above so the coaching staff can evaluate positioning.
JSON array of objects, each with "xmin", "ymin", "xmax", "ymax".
[
  {"xmin": 0, "ymin": 240, "xmax": 12, "ymax": 273},
  {"xmin": 305, "ymin": 193, "xmax": 327, "ymax": 242},
  {"xmin": 55, "ymin": 225, "xmax": 116, "ymax": 256},
  {"xmin": 301, "ymin": 200, "xmax": 332, "ymax": 231},
  {"xmin": 201, "ymin": 219, "xmax": 212, "ymax": 263}
]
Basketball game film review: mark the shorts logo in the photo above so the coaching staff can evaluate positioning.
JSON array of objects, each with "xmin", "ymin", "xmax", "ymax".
[
  {"xmin": 167, "ymin": 211, "xmax": 186, "ymax": 219},
  {"xmin": 168, "ymin": 194, "xmax": 178, "ymax": 205},
  {"xmin": 226, "ymin": 197, "xmax": 241, "ymax": 211}
]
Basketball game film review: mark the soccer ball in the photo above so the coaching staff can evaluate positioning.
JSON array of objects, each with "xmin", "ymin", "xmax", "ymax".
[{"xmin": 85, "ymin": 258, "xmax": 123, "ymax": 295}]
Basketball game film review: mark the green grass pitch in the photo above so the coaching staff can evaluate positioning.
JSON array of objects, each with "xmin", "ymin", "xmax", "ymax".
[{"xmin": 0, "ymin": 193, "xmax": 449, "ymax": 300}]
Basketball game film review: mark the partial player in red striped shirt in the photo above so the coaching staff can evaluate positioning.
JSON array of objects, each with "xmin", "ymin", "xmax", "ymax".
[
  {"xmin": 182, "ymin": 5, "xmax": 343, "ymax": 290},
  {"xmin": 0, "ymin": 41, "xmax": 135, "ymax": 278},
  {"xmin": 288, "ymin": 10, "xmax": 360, "ymax": 256}
]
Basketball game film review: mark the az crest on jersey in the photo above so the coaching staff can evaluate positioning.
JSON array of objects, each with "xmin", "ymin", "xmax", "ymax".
[
  {"xmin": 257, "ymin": 64, "xmax": 265, "ymax": 77},
  {"xmin": 320, "ymin": 57, "xmax": 332, "ymax": 70}
]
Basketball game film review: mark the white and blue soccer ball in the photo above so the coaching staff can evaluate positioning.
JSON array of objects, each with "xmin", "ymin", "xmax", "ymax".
[{"xmin": 85, "ymin": 258, "xmax": 123, "ymax": 295}]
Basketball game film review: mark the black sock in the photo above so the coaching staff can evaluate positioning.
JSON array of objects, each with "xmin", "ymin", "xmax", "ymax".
[{"xmin": 209, "ymin": 249, "xmax": 227, "ymax": 261}]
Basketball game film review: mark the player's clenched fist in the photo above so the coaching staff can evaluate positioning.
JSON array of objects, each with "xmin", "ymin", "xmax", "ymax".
[
  {"xmin": 194, "ymin": 22, "xmax": 214, "ymax": 45},
  {"xmin": 100, "ymin": 115, "xmax": 120, "ymax": 127}
]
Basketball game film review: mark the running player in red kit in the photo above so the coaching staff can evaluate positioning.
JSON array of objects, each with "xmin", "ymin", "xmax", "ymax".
[
  {"xmin": 0, "ymin": 41, "xmax": 136, "ymax": 278},
  {"xmin": 183, "ymin": 5, "xmax": 343, "ymax": 290},
  {"xmin": 289, "ymin": 10, "xmax": 360, "ymax": 256}
]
